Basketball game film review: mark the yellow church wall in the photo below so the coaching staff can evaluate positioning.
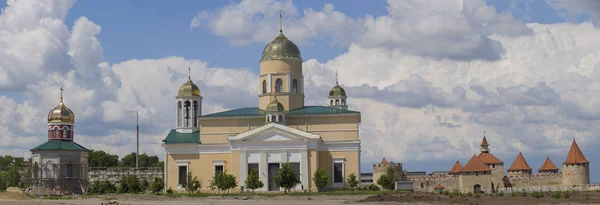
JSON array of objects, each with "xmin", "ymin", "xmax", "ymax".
[
  {"xmin": 318, "ymin": 150, "xmax": 360, "ymax": 188},
  {"xmin": 259, "ymin": 59, "xmax": 302, "ymax": 76},
  {"xmin": 165, "ymin": 154, "xmax": 200, "ymax": 191},
  {"xmin": 200, "ymin": 115, "xmax": 360, "ymax": 143}
]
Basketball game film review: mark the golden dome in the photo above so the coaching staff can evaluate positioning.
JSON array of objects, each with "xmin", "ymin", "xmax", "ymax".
[
  {"xmin": 261, "ymin": 32, "xmax": 302, "ymax": 62},
  {"xmin": 48, "ymin": 87, "xmax": 75, "ymax": 123},
  {"xmin": 329, "ymin": 71, "xmax": 346, "ymax": 97},
  {"xmin": 177, "ymin": 78, "xmax": 201, "ymax": 97},
  {"xmin": 177, "ymin": 66, "xmax": 201, "ymax": 98}
]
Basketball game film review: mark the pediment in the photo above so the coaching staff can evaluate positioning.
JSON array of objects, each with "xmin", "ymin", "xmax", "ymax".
[{"xmin": 228, "ymin": 123, "xmax": 320, "ymax": 142}]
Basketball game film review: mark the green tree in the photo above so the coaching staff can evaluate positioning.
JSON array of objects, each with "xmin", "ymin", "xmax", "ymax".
[
  {"xmin": 222, "ymin": 172, "xmax": 238, "ymax": 193},
  {"xmin": 149, "ymin": 177, "xmax": 165, "ymax": 194},
  {"xmin": 184, "ymin": 172, "xmax": 201, "ymax": 193},
  {"xmin": 313, "ymin": 168, "xmax": 328, "ymax": 192},
  {"xmin": 346, "ymin": 173, "xmax": 359, "ymax": 188},
  {"xmin": 0, "ymin": 172, "xmax": 7, "ymax": 191},
  {"xmin": 88, "ymin": 150, "xmax": 119, "ymax": 167},
  {"xmin": 244, "ymin": 168, "xmax": 264, "ymax": 193},
  {"xmin": 377, "ymin": 166, "xmax": 396, "ymax": 190},
  {"xmin": 273, "ymin": 163, "xmax": 300, "ymax": 194},
  {"xmin": 6, "ymin": 167, "xmax": 20, "ymax": 187},
  {"xmin": 120, "ymin": 153, "xmax": 163, "ymax": 167}
]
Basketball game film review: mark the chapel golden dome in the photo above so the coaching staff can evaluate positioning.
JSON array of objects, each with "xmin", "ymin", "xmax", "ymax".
[
  {"xmin": 177, "ymin": 66, "xmax": 201, "ymax": 97},
  {"xmin": 329, "ymin": 71, "xmax": 347, "ymax": 97},
  {"xmin": 266, "ymin": 95, "xmax": 285, "ymax": 112},
  {"xmin": 48, "ymin": 87, "xmax": 75, "ymax": 123}
]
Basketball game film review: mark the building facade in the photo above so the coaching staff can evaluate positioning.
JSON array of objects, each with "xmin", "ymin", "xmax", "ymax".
[
  {"xmin": 30, "ymin": 87, "xmax": 91, "ymax": 194},
  {"xmin": 162, "ymin": 26, "xmax": 361, "ymax": 192}
]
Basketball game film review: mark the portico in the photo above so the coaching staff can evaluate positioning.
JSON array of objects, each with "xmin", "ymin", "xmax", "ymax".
[{"xmin": 229, "ymin": 123, "xmax": 321, "ymax": 191}]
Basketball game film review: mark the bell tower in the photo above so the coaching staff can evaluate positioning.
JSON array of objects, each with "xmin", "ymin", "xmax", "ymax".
[
  {"xmin": 258, "ymin": 10, "xmax": 304, "ymax": 111},
  {"xmin": 176, "ymin": 66, "xmax": 202, "ymax": 133}
]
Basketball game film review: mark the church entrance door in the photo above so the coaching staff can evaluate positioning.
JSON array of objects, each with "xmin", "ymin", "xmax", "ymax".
[{"xmin": 268, "ymin": 163, "xmax": 280, "ymax": 191}]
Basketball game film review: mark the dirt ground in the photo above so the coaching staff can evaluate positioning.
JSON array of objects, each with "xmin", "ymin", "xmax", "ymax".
[{"xmin": 2, "ymin": 191, "xmax": 600, "ymax": 205}]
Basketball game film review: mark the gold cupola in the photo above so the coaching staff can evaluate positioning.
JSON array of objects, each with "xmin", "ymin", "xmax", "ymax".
[
  {"xmin": 266, "ymin": 95, "xmax": 285, "ymax": 112},
  {"xmin": 260, "ymin": 11, "xmax": 302, "ymax": 62},
  {"xmin": 177, "ymin": 66, "xmax": 201, "ymax": 98},
  {"xmin": 48, "ymin": 86, "xmax": 75, "ymax": 123}
]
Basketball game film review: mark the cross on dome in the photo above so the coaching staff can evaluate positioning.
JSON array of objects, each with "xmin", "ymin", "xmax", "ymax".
[{"xmin": 60, "ymin": 86, "xmax": 64, "ymax": 102}]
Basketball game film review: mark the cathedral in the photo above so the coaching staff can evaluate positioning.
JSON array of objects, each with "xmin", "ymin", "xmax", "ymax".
[{"xmin": 161, "ymin": 22, "xmax": 361, "ymax": 192}]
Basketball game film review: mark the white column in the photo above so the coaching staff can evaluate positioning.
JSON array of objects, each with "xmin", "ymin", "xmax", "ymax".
[
  {"xmin": 259, "ymin": 151, "xmax": 267, "ymax": 191},
  {"xmin": 176, "ymin": 101, "xmax": 179, "ymax": 127},
  {"xmin": 187, "ymin": 100, "xmax": 192, "ymax": 127},
  {"xmin": 267, "ymin": 74, "xmax": 272, "ymax": 93},
  {"xmin": 287, "ymin": 73, "xmax": 291, "ymax": 92},
  {"xmin": 301, "ymin": 150, "xmax": 309, "ymax": 190},
  {"xmin": 240, "ymin": 150, "xmax": 247, "ymax": 187}
]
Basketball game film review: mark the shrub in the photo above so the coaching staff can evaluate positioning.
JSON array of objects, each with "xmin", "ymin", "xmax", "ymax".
[
  {"xmin": 166, "ymin": 187, "xmax": 174, "ymax": 194},
  {"xmin": 244, "ymin": 168, "xmax": 263, "ymax": 193},
  {"xmin": 377, "ymin": 166, "xmax": 396, "ymax": 190},
  {"xmin": 88, "ymin": 180, "xmax": 117, "ymax": 194},
  {"xmin": 346, "ymin": 173, "xmax": 359, "ymax": 188},
  {"xmin": 118, "ymin": 174, "xmax": 142, "ymax": 193},
  {"xmin": 551, "ymin": 191, "xmax": 561, "ymax": 199},
  {"xmin": 531, "ymin": 192, "xmax": 541, "ymax": 198},
  {"xmin": 313, "ymin": 168, "xmax": 328, "ymax": 192},
  {"xmin": 208, "ymin": 170, "xmax": 237, "ymax": 194},
  {"xmin": 273, "ymin": 163, "xmax": 300, "ymax": 194},
  {"xmin": 149, "ymin": 177, "xmax": 164, "ymax": 194},
  {"xmin": 563, "ymin": 192, "xmax": 570, "ymax": 199},
  {"xmin": 467, "ymin": 192, "xmax": 473, "ymax": 197},
  {"xmin": 6, "ymin": 167, "xmax": 20, "ymax": 187},
  {"xmin": 184, "ymin": 172, "xmax": 201, "ymax": 193},
  {"xmin": 140, "ymin": 179, "xmax": 150, "ymax": 192}
]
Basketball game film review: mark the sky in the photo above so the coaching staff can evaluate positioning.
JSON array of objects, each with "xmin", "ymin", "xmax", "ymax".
[{"xmin": 1, "ymin": 0, "xmax": 600, "ymax": 182}]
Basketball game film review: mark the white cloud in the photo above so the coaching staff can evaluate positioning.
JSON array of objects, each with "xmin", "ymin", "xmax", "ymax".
[{"xmin": 191, "ymin": 0, "xmax": 531, "ymax": 60}]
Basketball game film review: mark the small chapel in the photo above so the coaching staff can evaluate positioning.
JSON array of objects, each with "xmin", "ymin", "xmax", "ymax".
[{"xmin": 30, "ymin": 87, "xmax": 91, "ymax": 194}]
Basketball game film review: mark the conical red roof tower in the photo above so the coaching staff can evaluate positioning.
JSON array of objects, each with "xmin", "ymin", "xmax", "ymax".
[
  {"xmin": 563, "ymin": 140, "xmax": 589, "ymax": 164},
  {"xmin": 539, "ymin": 156, "xmax": 559, "ymax": 172},
  {"xmin": 507, "ymin": 152, "xmax": 532, "ymax": 171}
]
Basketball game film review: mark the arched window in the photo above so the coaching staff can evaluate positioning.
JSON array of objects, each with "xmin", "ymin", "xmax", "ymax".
[
  {"xmin": 292, "ymin": 79, "xmax": 298, "ymax": 93},
  {"xmin": 266, "ymin": 115, "xmax": 271, "ymax": 122},
  {"xmin": 63, "ymin": 127, "xmax": 68, "ymax": 138},
  {"xmin": 330, "ymin": 100, "xmax": 333, "ymax": 106},
  {"xmin": 184, "ymin": 101, "xmax": 191, "ymax": 127},
  {"xmin": 54, "ymin": 127, "xmax": 58, "ymax": 139},
  {"xmin": 335, "ymin": 99, "xmax": 340, "ymax": 105},
  {"xmin": 341, "ymin": 99, "xmax": 346, "ymax": 105},
  {"xmin": 193, "ymin": 101, "xmax": 198, "ymax": 127},
  {"xmin": 275, "ymin": 78, "xmax": 283, "ymax": 93},
  {"xmin": 177, "ymin": 101, "xmax": 182, "ymax": 127},
  {"xmin": 271, "ymin": 115, "xmax": 276, "ymax": 122},
  {"xmin": 262, "ymin": 80, "xmax": 267, "ymax": 94}
]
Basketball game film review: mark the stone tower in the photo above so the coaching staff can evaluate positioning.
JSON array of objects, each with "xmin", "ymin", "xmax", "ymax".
[
  {"xmin": 562, "ymin": 140, "xmax": 590, "ymax": 185},
  {"xmin": 507, "ymin": 152, "xmax": 532, "ymax": 177},
  {"xmin": 373, "ymin": 158, "xmax": 405, "ymax": 184},
  {"xmin": 476, "ymin": 132, "xmax": 504, "ymax": 187},
  {"xmin": 458, "ymin": 154, "xmax": 492, "ymax": 194},
  {"xmin": 258, "ymin": 11, "xmax": 304, "ymax": 111}
]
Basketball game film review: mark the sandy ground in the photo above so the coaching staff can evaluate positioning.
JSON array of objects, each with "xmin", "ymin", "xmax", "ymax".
[{"xmin": 2, "ymin": 191, "xmax": 600, "ymax": 205}]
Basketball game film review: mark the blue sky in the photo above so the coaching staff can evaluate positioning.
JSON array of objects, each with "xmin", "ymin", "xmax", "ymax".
[{"xmin": 2, "ymin": 0, "xmax": 600, "ymax": 183}]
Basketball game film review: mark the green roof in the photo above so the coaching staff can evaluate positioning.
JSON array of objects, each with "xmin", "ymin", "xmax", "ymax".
[
  {"xmin": 30, "ymin": 140, "xmax": 91, "ymax": 152},
  {"xmin": 162, "ymin": 129, "xmax": 200, "ymax": 144},
  {"xmin": 201, "ymin": 106, "xmax": 359, "ymax": 118}
]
